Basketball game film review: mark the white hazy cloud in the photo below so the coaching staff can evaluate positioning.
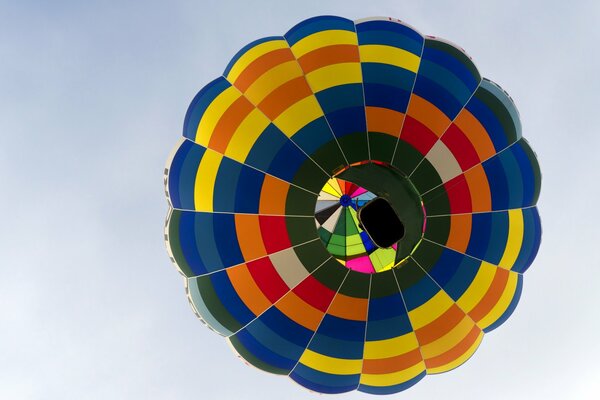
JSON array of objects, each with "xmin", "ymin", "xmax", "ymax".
[{"xmin": 1, "ymin": 1, "xmax": 599, "ymax": 399}]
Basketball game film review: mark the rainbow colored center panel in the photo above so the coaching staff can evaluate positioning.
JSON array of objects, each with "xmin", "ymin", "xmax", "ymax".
[{"xmin": 164, "ymin": 15, "xmax": 542, "ymax": 395}]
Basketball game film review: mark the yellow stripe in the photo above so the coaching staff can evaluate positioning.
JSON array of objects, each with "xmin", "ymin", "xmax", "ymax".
[
  {"xmin": 359, "ymin": 361, "xmax": 425, "ymax": 386},
  {"xmin": 226, "ymin": 39, "xmax": 289, "ymax": 83},
  {"xmin": 498, "ymin": 209, "xmax": 524, "ymax": 270},
  {"xmin": 223, "ymin": 108, "xmax": 270, "ymax": 163},
  {"xmin": 291, "ymin": 30, "xmax": 358, "ymax": 58},
  {"xmin": 305, "ymin": 63, "xmax": 362, "ymax": 93},
  {"xmin": 244, "ymin": 60, "xmax": 304, "ymax": 104},
  {"xmin": 363, "ymin": 333, "xmax": 419, "ymax": 359},
  {"xmin": 299, "ymin": 349, "xmax": 362, "ymax": 375},
  {"xmin": 477, "ymin": 271, "xmax": 519, "ymax": 330},
  {"xmin": 194, "ymin": 150, "xmax": 222, "ymax": 211},
  {"xmin": 196, "ymin": 86, "xmax": 241, "ymax": 147},
  {"xmin": 427, "ymin": 331, "xmax": 483, "ymax": 374},
  {"xmin": 420, "ymin": 316, "xmax": 477, "ymax": 359},
  {"xmin": 408, "ymin": 291, "xmax": 453, "ymax": 330},
  {"xmin": 456, "ymin": 262, "xmax": 496, "ymax": 313},
  {"xmin": 359, "ymin": 44, "xmax": 420, "ymax": 73},
  {"xmin": 272, "ymin": 96, "xmax": 322, "ymax": 137}
]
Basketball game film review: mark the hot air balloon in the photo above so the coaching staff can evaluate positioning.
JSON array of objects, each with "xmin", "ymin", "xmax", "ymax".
[{"xmin": 164, "ymin": 15, "xmax": 541, "ymax": 394}]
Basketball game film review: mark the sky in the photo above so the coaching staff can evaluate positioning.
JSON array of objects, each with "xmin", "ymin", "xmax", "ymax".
[{"xmin": 1, "ymin": 0, "xmax": 599, "ymax": 399}]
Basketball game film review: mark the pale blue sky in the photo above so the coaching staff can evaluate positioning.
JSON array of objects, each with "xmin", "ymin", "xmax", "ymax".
[{"xmin": 1, "ymin": 1, "xmax": 599, "ymax": 399}]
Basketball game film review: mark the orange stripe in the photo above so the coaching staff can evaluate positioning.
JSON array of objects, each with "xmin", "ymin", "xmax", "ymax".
[
  {"xmin": 424, "ymin": 325, "xmax": 481, "ymax": 368},
  {"xmin": 297, "ymin": 44, "xmax": 360, "ymax": 74},
  {"xmin": 446, "ymin": 214, "xmax": 472, "ymax": 253},
  {"xmin": 234, "ymin": 48, "xmax": 296, "ymax": 92},
  {"xmin": 234, "ymin": 214, "xmax": 268, "ymax": 260},
  {"xmin": 365, "ymin": 106, "xmax": 404, "ymax": 137},
  {"xmin": 454, "ymin": 109, "xmax": 496, "ymax": 161},
  {"xmin": 469, "ymin": 268, "xmax": 509, "ymax": 322},
  {"xmin": 258, "ymin": 175, "xmax": 289, "ymax": 215},
  {"xmin": 209, "ymin": 96, "xmax": 255, "ymax": 153},
  {"xmin": 226, "ymin": 264, "xmax": 272, "ymax": 316},
  {"xmin": 415, "ymin": 304, "xmax": 465, "ymax": 345},
  {"xmin": 464, "ymin": 165, "xmax": 491, "ymax": 212},
  {"xmin": 362, "ymin": 348, "xmax": 422, "ymax": 374},
  {"xmin": 327, "ymin": 293, "xmax": 368, "ymax": 321},
  {"xmin": 406, "ymin": 95, "xmax": 449, "ymax": 137},
  {"xmin": 258, "ymin": 76, "xmax": 312, "ymax": 120},
  {"xmin": 275, "ymin": 291, "xmax": 323, "ymax": 330}
]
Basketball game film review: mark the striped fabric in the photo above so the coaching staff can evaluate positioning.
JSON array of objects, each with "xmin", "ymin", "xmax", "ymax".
[{"xmin": 164, "ymin": 16, "xmax": 541, "ymax": 395}]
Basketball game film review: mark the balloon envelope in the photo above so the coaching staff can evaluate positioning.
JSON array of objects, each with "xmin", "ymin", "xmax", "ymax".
[{"xmin": 164, "ymin": 15, "xmax": 541, "ymax": 395}]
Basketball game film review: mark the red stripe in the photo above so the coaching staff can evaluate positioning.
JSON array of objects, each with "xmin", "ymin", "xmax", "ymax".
[
  {"xmin": 258, "ymin": 216, "xmax": 292, "ymax": 253},
  {"xmin": 246, "ymin": 257, "xmax": 290, "ymax": 302},
  {"xmin": 399, "ymin": 116, "xmax": 438, "ymax": 155},
  {"xmin": 441, "ymin": 124, "xmax": 481, "ymax": 171},
  {"xmin": 444, "ymin": 175, "xmax": 472, "ymax": 214},
  {"xmin": 293, "ymin": 275, "xmax": 336, "ymax": 312}
]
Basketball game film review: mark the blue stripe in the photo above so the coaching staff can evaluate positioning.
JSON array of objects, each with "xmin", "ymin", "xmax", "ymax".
[
  {"xmin": 362, "ymin": 62, "xmax": 416, "ymax": 91},
  {"xmin": 209, "ymin": 271, "xmax": 255, "ymax": 326},
  {"xmin": 292, "ymin": 117, "xmax": 337, "ymax": 155},
  {"xmin": 358, "ymin": 371, "xmax": 426, "ymax": 394},
  {"xmin": 291, "ymin": 363, "xmax": 359, "ymax": 394},
  {"xmin": 466, "ymin": 212, "xmax": 493, "ymax": 261},
  {"xmin": 168, "ymin": 140, "xmax": 190, "ymax": 209},
  {"xmin": 365, "ymin": 315, "xmax": 413, "ymax": 341},
  {"xmin": 177, "ymin": 140, "xmax": 205, "ymax": 210},
  {"xmin": 363, "ymin": 82, "xmax": 410, "ymax": 113},
  {"xmin": 193, "ymin": 213, "xmax": 224, "ymax": 273},
  {"xmin": 285, "ymin": 15, "xmax": 355, "ymax": 46},
  {"xmin": 482, "ymin": 153, "xmax": 510, "ymax": 210},
  {"xmin": 466, "ymin": 91, "xmax": 509, "ymax": 152},
  {"xmin": 397, "ymin": 269, "xmax": 440, "ymax": 311},
  {"xmin": 177, "ymin": 211, "xmax": 206, "ymax": 275},
  {"xmin": 315, "ymin": 84, "xmax": 364, "ymax": 113},
  {"xmin": 308, "ymin": 331, "xmax": 364, "ymax": 359},
  {"xmin": 484, "ymin": 212, "xmax": 510, "ymax": 265},
  {"xmin": 500, "ymin": 147, "xmax": 525, "ymax": 209},
  {"xmin": 244, "ymin": 318, "xmax": 306, "ymax": 362},
  {"xmin": 418, "ymin": 58, "xmax": 473, "ymax": 109},
  {"xmin": 257, "ymin": 307, "xmax": 314, "ymax": 348},
  {"xmin": 314, "ymin": 314, "xmax": 365, "ymax": 342},
  {"xmin": 212, "ymin": 157, "xmax": 241, "ymax": 212},
  {"xmin": 512, "ymin": 141, "xmax": 537, "ymax": 207},
  {"xmin": 233, "ymin": 164, "xmax": 264, "ymax": 213},
  {"xmin": 212, "ymin": 213, "xmax": 244, "ymax": 267},
  {"xmin": 356, "ymin": 20, "xmax": 423, "ymax": 55},
  {"xmin": 513, "ymin": 207, "xmax": 541, "ymax": 273},
  {"xmin": 183, "ymin": 77, "xmax": 230, "ymax": 140},
  {"xmin": 422, "ymin": 44, "xmax": 479, "ymax": 90},
  {"xmin": 413, "ymin": 75, "xmax": 463, "ymax": 119},
  {"xmin": 233, "ymin": 328, "xmax": 297, "ymax": 371}
]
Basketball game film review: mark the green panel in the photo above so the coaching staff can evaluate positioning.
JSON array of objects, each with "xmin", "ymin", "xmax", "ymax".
[
  {"xmin": 195, "ymin": 275, "xmax": 243, "ymax": 333},
  {"xmin": 422, "ymin": 185, "xmax": 450, "ymax": 216},
  {"xmin": 294, "ymin": 239, "xmax": 331, "ymax": 273},
  {"xmin": 424, "ymin": 215, "xmax": 451, "ymax": 245},
  {"xmin": 393, "ymin": 258, "xmax": 428, "ymax": 291},
  {"xmin": 333, "ymin": 208, "xmax": 347, "ymax": 236},
  {"xmin": 293, "ymin": 158, "xmax": 331, "ymax": 194},
  {"xmin": 520, "ymin": 137, "xmax": 542, "ymax": 205},
  {"xmin": 338, "ymin": 269, "xmax": 371, "ymax": 298},
  {"xmin": 337, "ymin": 132, "xmax": 370, "ymax": 165},
  {"xmin": 391, "ymin": 139, "xmax": 425, "ymax": 175},
  {"xmin": 228, "ymin": 336, "xmax": 289, "ymax": 374},
  {"xmin": 310, "ymin": 140, "xmax": 348, "ymax": 176},
  {"xmin": 370, "ymin": 269, "xmax": 400, "ymax": 298},
  {"xmin": 409, "ymin": 157, "xmax": 444, "ymax": 195},
  {"xmin": 286, "ymin": 216, "xmax": 319, "ymax": 245},
  {"xmin": 311, "ymin": 258, "xmax": 349, "ymax": 292},
  {"xmin": 410, "ymin": 240, "xmax": 444, "ymax": 273},
  {"xmin": 285, "ymin": 186, "xmax": 317, "ymax": 216},
  {"xmin": 166, "ymin": 209, "xmax": 195, "ymax": 277},
  {"xmin": 369, "ymin": 132, "xmax": 397, "ymax": 164}
]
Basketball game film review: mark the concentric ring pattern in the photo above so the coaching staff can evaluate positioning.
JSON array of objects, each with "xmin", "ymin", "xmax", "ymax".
[{"xmin": 164, "ymin": 16, "xmax": 541, "ymax": 395}]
